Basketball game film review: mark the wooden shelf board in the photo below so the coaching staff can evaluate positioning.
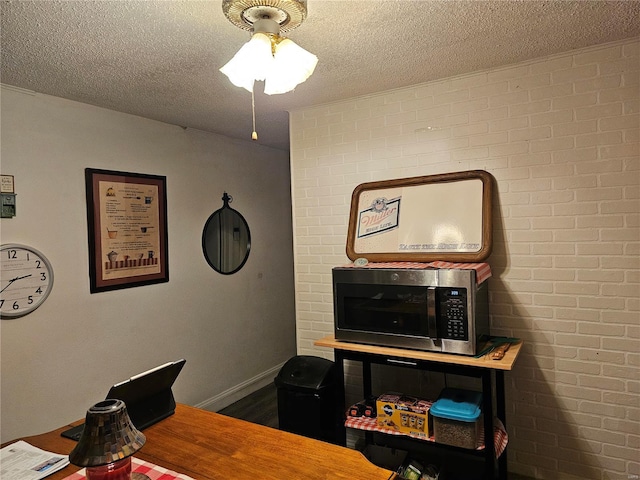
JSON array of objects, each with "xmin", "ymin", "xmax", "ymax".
[{"xmin": 314, "ymin": 335, "xmax": 522, "ymax": 371}]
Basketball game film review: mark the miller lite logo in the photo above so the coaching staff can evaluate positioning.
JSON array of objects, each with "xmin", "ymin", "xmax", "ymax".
[{"xmin": 357, "ymin": 196, "xmax": 401, "ymax": 238}]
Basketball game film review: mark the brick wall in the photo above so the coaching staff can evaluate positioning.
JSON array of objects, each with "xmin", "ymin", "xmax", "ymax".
[{"xmin": 289, "ymin": 38, "xmax": 639, "ymax": 479}]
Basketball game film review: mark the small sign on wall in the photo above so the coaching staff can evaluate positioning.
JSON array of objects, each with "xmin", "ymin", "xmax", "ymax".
[{"xmin": 1, "ymin": 175, "xmax": 15, "ymax": 193}]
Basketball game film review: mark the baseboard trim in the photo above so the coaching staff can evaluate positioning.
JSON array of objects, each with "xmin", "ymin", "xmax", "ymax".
[{"xmin": 195, "ymin": 362, "xmax": 284, "ymax": 413}]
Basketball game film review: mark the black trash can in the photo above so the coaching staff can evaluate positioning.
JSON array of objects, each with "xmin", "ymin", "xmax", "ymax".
[{"xmin": 274, "ymin": 355, "xmax": 345, "ymax": 445}]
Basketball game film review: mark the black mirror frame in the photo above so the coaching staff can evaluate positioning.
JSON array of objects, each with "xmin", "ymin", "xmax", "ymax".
[{"xmin": 202, "ymin": 192, "xmax": 251, "ymax": 275}]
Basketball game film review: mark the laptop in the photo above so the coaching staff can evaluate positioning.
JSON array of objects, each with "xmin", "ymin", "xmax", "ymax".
[{"xmin": 61, "ymin": 358, "xmax": 186, "ymax": 441}]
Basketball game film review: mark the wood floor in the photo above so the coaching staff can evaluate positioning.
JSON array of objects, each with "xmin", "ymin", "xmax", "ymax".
[{"xmin": 217, "ymin": 383, "xmax": 279, "ymax": 429}]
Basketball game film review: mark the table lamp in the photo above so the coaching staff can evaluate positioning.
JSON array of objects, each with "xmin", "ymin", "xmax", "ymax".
[{"xmin": 69, "ymin": 399, "xmax": 147, "ymax": 480}]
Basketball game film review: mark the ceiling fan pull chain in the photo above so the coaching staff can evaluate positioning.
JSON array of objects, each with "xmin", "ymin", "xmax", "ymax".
[{"xmin": 251, "ymin": 89, "xmax": 258, "ymax": 141}]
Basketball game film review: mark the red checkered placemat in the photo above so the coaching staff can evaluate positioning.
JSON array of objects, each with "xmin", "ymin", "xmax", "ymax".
[
  {"xmin": 63, "ymin": 457, "xmax": 195, "ymax": 480},
  {"xmin": 345, "ymin": 415, "xmax": 508, "ymax": 458},
  {"xmin": 339, "ymin": 261, "xmax": 492, "ymax": 285}
]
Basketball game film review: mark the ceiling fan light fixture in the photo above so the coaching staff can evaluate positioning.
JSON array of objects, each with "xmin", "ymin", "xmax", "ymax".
[
  {"xmin": 220, "ymin": 0, "xmax": 317, "ymax": 139},
  {"xmin": 220, "ymin": 0, "xmax": 316, "ymax": 95}
]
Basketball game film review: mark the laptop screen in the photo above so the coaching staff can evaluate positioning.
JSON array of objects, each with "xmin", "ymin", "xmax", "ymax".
[
  {"xmin": 60, "ymin": 359, "xmax": 186, "ymax": 440},
  {"xmin": 106, "ymin": 358, "xmax": 186, "ymax": 429}
]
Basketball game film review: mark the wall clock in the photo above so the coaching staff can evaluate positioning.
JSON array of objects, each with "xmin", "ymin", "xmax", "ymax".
[{"xmin": 0, "ymin": 244, "xmax": 54, "ymax": 319}]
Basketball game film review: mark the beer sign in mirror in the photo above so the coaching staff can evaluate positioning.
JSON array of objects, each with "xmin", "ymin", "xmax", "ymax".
[{"xmin": 346, "ymin": 170, "xmax": 494, "ymax": 263}]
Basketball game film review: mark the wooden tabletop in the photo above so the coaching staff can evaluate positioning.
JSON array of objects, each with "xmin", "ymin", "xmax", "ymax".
[
  {"xmin": 314, "ymin": 335, "xmax": 522, "ymax": 371},
  {"xmin": 7, "ymin": 404, "xmax": 396, "ymax": 480}
]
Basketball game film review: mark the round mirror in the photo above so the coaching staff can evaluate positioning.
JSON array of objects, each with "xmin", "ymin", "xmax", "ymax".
[{"xmin": 202, "ymin": 192, "xmax": 251, "ymax": 275}]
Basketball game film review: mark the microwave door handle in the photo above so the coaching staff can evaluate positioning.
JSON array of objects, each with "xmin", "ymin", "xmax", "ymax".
[{"xmin": 427, "ymin": 286, "xmax": 438, "ymax": 339}]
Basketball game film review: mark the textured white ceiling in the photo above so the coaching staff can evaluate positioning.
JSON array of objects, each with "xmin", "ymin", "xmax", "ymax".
[{"xmin": 2, "ymin": 1, "xmax": 639, "ymax": 151}]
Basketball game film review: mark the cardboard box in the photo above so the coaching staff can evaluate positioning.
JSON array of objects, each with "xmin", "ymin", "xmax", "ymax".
[{"xmin": 376, "ymin": 393, "xmax": 430, "ymax": 439}]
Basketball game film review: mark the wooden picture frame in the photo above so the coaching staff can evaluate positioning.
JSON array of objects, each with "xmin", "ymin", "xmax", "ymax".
[
  {"xmin": 346, "ymin": 170, "xmax": 494, "ymax": 263},
  {"xmin": 85, "ymin": 168, "xmax": 169, "ymax": 293}
]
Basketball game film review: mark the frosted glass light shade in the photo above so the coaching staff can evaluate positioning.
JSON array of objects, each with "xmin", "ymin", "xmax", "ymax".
[
  {"xmin": 221, "ymin": 34, "xmax": 317, "ymax": 95},
  {"xmin": 264, "ymin": 39, "xmax": 318, "ymax": 95},
  {"xmin": 219, "ymin": 32, "xmax": 274, "ymax": 92}
]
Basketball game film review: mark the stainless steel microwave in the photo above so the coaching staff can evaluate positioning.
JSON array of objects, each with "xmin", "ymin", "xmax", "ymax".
[{"xmin": 332, "ymin": 267, "xmax": 489, "ymax": 356}]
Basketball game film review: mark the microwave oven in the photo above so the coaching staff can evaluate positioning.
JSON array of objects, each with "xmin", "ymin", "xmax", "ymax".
[{"xmin": 332, "ymin": 267, "xmax": 489, "ymax": 356}]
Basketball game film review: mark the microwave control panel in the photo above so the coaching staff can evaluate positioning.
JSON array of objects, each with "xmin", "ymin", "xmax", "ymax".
[{"xmin": 437, "ymin": 287, "xmax": 469, "ymax": 340}]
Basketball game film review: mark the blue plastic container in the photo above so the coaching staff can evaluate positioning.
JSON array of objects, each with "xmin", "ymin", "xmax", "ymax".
[{"xmin": 430, "ymin": 388, "xmax": 482, "ymax": 449}]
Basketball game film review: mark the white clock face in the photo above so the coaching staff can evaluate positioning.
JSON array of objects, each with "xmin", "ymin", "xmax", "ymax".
[{"xmin": 0, "ymin": 244, "xmax": 54, "ymax": 319}]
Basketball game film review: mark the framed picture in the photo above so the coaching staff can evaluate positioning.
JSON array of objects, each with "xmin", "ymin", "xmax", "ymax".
[
  {"xmin": 85, "ymin": 168, "xmax": 169, "ymax": 293},
  {"xmin": 346, "ymin": 170, "xmax": 494, "ymax": 263}
]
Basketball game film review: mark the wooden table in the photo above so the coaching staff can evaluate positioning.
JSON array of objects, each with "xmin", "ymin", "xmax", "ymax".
[
  {"xmin": 315, "ymin": 335, "xmax": 523, "ymax": 480},
  {"xmin": 6, "ymin": 404, "xmax": 396, "ymax": 480}
]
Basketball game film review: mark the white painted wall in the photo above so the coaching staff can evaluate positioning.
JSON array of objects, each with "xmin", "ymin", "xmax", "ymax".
[
  {"xmin": 0, "ymin": 86, "xmax": 296, "ymax": 443},
  {"xmin": 290, "ymin": 38, "xmax": 639, "ymax": 480}
]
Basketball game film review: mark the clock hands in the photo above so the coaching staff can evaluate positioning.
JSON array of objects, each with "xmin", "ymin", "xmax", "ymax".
[
  {"xmin": 0, "ymin": 274, "xmax": 32, "ymax": 293},
  {"xmin": 12, "ymin": 274, "xmax": 32, "ymax": 281}
]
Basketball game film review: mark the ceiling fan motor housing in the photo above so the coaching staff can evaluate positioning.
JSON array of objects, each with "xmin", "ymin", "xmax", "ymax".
[{"xmin": 222, "ymin": 0, "xmax": 308, "ymax": 34}]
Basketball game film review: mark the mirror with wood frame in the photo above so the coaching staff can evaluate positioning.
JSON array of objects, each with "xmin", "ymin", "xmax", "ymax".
[{"xmin": 346, "ymin": 170, "xmax": 494, "ymax": 263}]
